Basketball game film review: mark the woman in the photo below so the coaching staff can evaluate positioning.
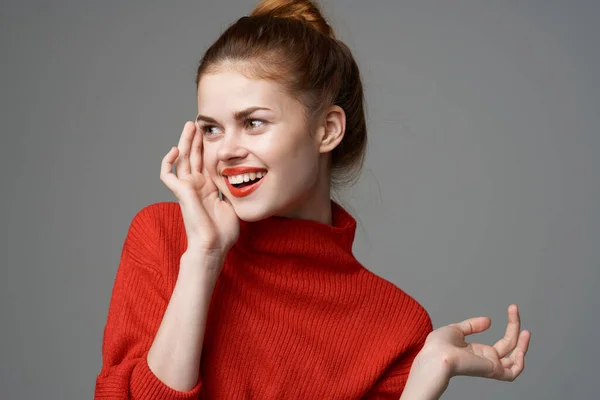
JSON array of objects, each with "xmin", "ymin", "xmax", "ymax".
[{"xmin": 95, "ymin": 1, "xmax": 530, "ymax": 399}]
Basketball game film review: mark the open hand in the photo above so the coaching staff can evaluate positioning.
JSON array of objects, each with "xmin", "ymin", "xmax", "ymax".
[
  {"xmin": 420, "ymin": 304, "xmax": 531, "ymax": 382},
  {"xmin": 160, "ymin": 121, "xmax": 239, "ymax": 259}
]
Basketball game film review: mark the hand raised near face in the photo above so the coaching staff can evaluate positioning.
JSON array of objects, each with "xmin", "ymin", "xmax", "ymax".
[{"xmin": 160, "ymin": 121, "xmax": 239, "ymax": 263}]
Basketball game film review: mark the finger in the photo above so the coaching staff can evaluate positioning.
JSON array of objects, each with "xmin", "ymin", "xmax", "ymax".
[
  {"xmin": 201, "ymin": 146, "xmax": 211, "ymax": 180},
  {"xmin": 518, "ymin": 329, "xmax": 531, "ymax": 355},
  {"xmin": 497, "ymin": 357, "xmax": 522, "ymax": 381},
  {"xmin": 160, "ymin": 147, "xmax": 180, "ymax": 189},
  {"xmin": 449, "ymin": 316, "xmax": 491, "ymax": 336},
  {"xmin": 200, "ymin": 154, "xmax": 218, "ymax": 194},
  {"xmin": 507, "ymin": 330, "xmax": 531, "ymax": 364},
  {"xmin": 176, "ymin": 121, "xmax": 195, "ymax": 178},
  {"xmin": 190, "ymin": 121, "xmax": 203, "ymax": 175},
  {"xmin": 499, "ymin": 330, "xmax": 530, "ymax": 381},
  {"xmin": 493, "ymin": 304, "xmax": 521, "ymax": 358},
  {"xmin": 161, "ymin": 145, "xmax": 215, "ymax": 241}
]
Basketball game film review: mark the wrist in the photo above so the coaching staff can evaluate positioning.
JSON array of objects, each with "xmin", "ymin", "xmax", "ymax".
[
  {"xmin": 413, "ymin": 345, "xmax": 453, "ymax": 378},
  {"xmin": 180, "ymin": 250, "xmax": 224, "ymax": 282},
  {"xmin": 400, "ymin": 351, "xmax": 452, "ymax": 400}
]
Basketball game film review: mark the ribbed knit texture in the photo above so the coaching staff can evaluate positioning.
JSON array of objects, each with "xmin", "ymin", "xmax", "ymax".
[{"xmin": 95, "ymin": 200, "xmax": 433, "ymax": 399}]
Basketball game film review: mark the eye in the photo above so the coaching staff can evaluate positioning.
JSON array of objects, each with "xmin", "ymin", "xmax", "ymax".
[
  {"xmin": 200, "ymin": 124, "xmax": 222, "ymax": 137},
  {"xmin": 245, "ymin": 119, "xmax": 265, "ymax": 130}
]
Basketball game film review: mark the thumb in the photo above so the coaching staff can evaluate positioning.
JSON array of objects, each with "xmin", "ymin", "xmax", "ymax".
[{"xmin": 449, "ymin": 316, "xmax": 491, "ymax": 336}]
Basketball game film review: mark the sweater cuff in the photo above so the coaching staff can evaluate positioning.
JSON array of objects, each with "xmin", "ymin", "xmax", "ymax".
[{"xmin": 130, "ymin": 354, "xmax": 202, "ymax": 399}]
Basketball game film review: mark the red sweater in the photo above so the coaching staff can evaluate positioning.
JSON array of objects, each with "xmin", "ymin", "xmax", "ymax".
[{"xmin": 95, "ymin": 200, "xmax": 433, "ymax": 399}]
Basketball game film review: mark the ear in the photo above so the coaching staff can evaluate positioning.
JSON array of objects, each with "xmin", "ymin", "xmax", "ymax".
[{"xmin": 316, "ymin": 105, "xmax": 346, "ymax": 154}]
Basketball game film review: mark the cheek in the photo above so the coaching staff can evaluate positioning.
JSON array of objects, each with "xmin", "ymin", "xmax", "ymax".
[
  {"xmin": 272, "ymin": 126, "xmax": 314, "ymax": 155},
  {"xmin": 287, "ymin": 131, "xmax": 318, "ymax": 163},
  {"xmin": 277, "ymin": 138, "xmax": 320, "ymax": 184}
]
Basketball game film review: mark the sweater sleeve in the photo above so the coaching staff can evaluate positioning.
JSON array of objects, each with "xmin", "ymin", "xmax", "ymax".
[
  {"xmin": 361, "ymin": 309, "xmax": 433, "ymax": 400},
  {"xmin": 94, "ymin": 206, "xmax": 202, "ymax": 399}
]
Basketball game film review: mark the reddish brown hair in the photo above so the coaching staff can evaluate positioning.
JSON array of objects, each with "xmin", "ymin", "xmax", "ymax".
[{"xmin": 195, "ymin": 0, "xmax": 367, "ymax": 189}]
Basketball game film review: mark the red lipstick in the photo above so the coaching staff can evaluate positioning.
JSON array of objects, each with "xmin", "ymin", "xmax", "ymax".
[{"xmin": 221, "ymin": 167, "xmax": 268, "ymax": 198}]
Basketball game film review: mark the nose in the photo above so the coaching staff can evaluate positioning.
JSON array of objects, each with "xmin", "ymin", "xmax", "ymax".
[{"xmin": 216, "ymin": 130, "xmax": 248, "ymax": 162}]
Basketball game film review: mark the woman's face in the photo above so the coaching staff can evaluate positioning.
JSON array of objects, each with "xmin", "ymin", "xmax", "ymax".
[{"xmin": 196, "ymin": 67, "xmax": 334, "ymax": 222}]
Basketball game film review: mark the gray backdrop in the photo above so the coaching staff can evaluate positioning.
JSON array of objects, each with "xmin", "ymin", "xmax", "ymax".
[{"xmin": 1, "ymin": 0, "xmax": 598, "ymax": 399}]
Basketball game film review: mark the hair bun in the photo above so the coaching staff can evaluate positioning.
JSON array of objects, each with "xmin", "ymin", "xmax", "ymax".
[{"xmin": 250, "ymin": 0, "xmax": 335, "ymax": 38}]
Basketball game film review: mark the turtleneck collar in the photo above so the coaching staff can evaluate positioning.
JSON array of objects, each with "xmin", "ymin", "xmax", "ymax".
[{"xmin": 234, "ymin": 200, "xmax": 357, "ymax": 263}]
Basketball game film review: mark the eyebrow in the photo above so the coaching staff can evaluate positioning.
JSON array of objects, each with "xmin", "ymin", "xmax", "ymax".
[{"xmin": 195, "ymin": 106, "xmax": 272, "ymax": 124}]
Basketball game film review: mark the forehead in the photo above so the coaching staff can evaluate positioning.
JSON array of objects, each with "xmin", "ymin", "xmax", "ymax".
[{"xmin": 196, "ymin": 68, "xmax": 290, "ymax": 114}]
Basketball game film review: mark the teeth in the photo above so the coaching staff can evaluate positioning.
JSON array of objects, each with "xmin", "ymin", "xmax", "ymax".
[{"xmin": 227, "ymin": 171, "xmax": 267, "ymax": 185}]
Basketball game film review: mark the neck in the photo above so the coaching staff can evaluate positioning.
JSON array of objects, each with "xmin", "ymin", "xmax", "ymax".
[{"xmin": 272, "ymin": 168, "xmax": 333, "ymax": 225}]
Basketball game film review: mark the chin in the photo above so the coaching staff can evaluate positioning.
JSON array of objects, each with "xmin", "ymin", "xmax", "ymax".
[{"xmin": 229, "ymin": 200, "xmax": 275, "ymax": 222}]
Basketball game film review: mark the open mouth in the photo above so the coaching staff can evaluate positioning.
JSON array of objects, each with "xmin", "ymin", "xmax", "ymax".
[
  {"xmin": 225, "ymin": 170, "xmax": 267, "ymax": 189},
  {"xmin": 225, "ymin": 171, "xmax": 268, "ymax": 194},
  {"xmin": 231, "ymin": 175, "xmax": 265, "ymax": 189}
]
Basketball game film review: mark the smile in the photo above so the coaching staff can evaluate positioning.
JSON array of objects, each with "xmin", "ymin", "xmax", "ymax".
[{"xmin": 224, "ymin": 171, "xmax": 267, "ymax": 198}]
